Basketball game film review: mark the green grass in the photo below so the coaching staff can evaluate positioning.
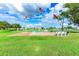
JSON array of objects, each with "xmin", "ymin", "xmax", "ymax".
[
  {"xmin": 0, "ymin": 30, "xmax": 23, "ymax": 37},
  {"xmin": 0, "ymin": 30, "xmax": 79, "ymax": 56}
]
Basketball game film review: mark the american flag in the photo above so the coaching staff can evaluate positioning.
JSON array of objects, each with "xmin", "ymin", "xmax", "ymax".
[
  {"xmin": 53, "ymin": 14, "xmax": 59, "ymax": 19},
  {"xmin": 39, "ymin": 8, "xmax": 44, "ymax": 13},
  {"xmin": 24, "ymin": 16, "xmax": 28, "ymax": 19}
]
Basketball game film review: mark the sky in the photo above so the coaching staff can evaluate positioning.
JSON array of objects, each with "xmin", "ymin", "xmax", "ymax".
[{"xmin": 0, "ymin": 3, "xmax": 69, "ymax": 28}]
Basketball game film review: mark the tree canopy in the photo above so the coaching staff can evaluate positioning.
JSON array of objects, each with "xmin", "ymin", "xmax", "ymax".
[
  {"xmin": 63, "ymin": 3, "xmax": 79, "ymax": 25},
  {"xmin": 0, "ymin": 21, "xmax": 21, "ymax": 30}
]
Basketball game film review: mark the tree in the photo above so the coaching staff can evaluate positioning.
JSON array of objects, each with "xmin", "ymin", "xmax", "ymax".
[
  {"xmin": 59, "ymin": 10, "xmax": 69, "ymax": 31},
  {"xmin": 0, "ymin": 21, "xmax": 10, "ymax": 30},
  {"xmin": 11, "ymin": 24, "xmax": 21, "ymax": 30},
  {"xmin": 3, "ymin": 21, "xmax": 10, "ymax": 30},
  {"xmin": 0, "ymin": 21, "xmax": 5, "ymax": 29},
  {"xmin": 63, "ymin": 3, "xmax": 79, "ymax": 25},
  {"xmin": 53, "ymin": 12, "xmax": 65, "ymax": 31},
  {"xmin": 0, "ymin": 21, "xmax": 22, "ymax": 30}
]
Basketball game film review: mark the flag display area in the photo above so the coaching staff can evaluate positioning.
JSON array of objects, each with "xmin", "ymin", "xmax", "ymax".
[{"xmin": 0, "ymin": 3, "xmax": 79, "ymax": 56}]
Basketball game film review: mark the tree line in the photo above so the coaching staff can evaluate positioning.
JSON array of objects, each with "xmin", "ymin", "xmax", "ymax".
[{"xmin": 0, "ymin": 21, "xmax": 21, "ymax": 30}]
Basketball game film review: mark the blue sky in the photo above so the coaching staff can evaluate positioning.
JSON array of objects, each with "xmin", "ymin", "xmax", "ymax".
[{"xmin": 0, "ymin": 3, "xmax": 69, "ymax": 28}]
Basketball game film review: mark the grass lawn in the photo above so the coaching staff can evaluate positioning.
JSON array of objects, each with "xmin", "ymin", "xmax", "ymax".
[{"xmin": 0, "ymin": 30, "xmax": 79, "ymax": 56}]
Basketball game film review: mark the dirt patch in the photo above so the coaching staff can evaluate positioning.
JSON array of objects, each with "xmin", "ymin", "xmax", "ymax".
[{"xmin": 9, "ymin": 32, "xmax": 56, "ymax": 36}]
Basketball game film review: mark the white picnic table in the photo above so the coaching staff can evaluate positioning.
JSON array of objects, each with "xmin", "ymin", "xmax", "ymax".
[{"xmin": 56, "ymin": 31, "xmax": 68, "ymax": 36}]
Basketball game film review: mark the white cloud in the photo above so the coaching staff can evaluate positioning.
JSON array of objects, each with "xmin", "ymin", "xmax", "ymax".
[
  {"xmin": 11, "ymin": 2, "xmax": 23, "ymax": 12},
  {"xmin": 7, "ymin": 3, "xmax": 50, "ymax": 14},
  {"xmin": 54, "ymin": 3, "xmax": 64, "ymax": 10},
  {"xmin": 2, "ymin": 3, "xmax": 50, "ymax": 17},
  {"xmin": 0, "ymin": 3, "xmax": 68, "ymax": 28},
  {"xmin": 21, "ymin": 3, "xmax": 50, "ymax": 16},
  {"xmin": 63, "ymin": 23, "xmax": 68, "ymax": 27},
  {"xmin": 0, "ymin": 6, "xmax": 3, "ymax": 9}
]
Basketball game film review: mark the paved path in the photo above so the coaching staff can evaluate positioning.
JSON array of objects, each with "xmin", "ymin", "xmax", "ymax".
[{"xmin": 9, "ymin": 32, "xmax": 56, "ymax": 36}]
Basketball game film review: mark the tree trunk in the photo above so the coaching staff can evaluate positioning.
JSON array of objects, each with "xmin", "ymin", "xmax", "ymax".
[{"xmin": 61, "ymin": 19, "xmax": 64, "ymax": 31}]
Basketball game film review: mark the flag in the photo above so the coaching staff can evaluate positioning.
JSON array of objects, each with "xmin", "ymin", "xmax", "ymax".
[
  {"xmin": 53, "ymin": 14, "xmax": 59, "ymax": 19},
  {"xmin": 24, "ymin": 16, "xmax": 28, "ymax": 19},
  {"xmin": 39, "ymin": 8, "xmax": 44, "ymax": 13},
  {"xmin": 45, "ymin": 8, "xmax": 50, "ymax": 13},
  {"xmin": 50, "ymin": 3, "xmax": 58, "ymax": 7}
]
